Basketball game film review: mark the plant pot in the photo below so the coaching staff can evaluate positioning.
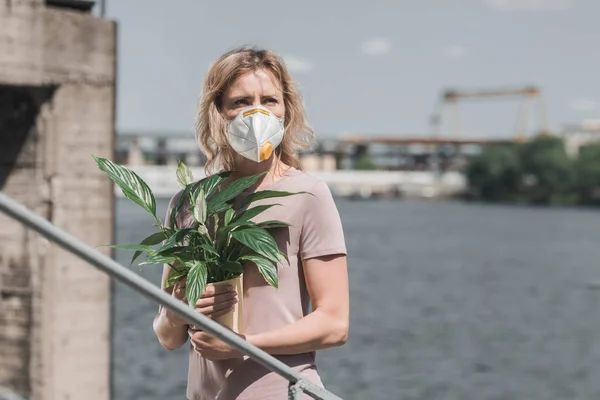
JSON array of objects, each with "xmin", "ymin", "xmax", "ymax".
[{"xmin": 213, "ymin": 274, "xmax": 244, "ymax": 334}]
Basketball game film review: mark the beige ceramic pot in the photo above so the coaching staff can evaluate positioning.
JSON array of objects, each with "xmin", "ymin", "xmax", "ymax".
[{"xmin": 213, "ymin": 274, "xmax": 244, "ymax": 334}]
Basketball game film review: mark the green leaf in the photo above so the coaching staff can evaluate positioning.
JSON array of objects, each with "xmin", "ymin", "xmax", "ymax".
[
  {"xmin": 185, "ymin": 261, "xmax": 208, "ymax": 308},
  {"xmin": 160, "ymin": 228, "xmax": 195, "ymax": 252},
  {"xmin": 140, "ymin": 254, "xmax": 178, "ymax": 266},
  {"xmin": 231, "ymin": 227, "xmax": 280, "ymax": 264},
  {"xmin": 207, "ymin": 172, "xmax": 266, "ymax": 214},
  {"xmin": 198, "ymin": 224, "xmax": 209, "ymax": 236},
  {"xmin": 176, "ymin": 159, "xmax": 194, "ymax": 189},
  {"xmin": 192, "ymin": 186, "xmax": 207, "ymax": 224},
  {"xmin": 217, "ymin": 219, "xmax": 257, "ymax": 256},
  {"xmin": 241, "ymin": 190, "xmax": 308, "ymax": 207},
  {"xmin": 227, "ymin": 242, "xmax": 244, "ymax": 262},
  {"xmin": 257, "ymin": 220, "xmax": 291, "ymax": 229},
  {"xmin": 224, "ymin": 207, "xmax": 235, "ymax": 226},
  {"xmin": 240, "ymin": 254, "xmax": 278, "ymax": 288},
  {"xmin": 199, "ymin": 244, "xmax": 219, "ymax": 257},
  {"xmin": 131, "ymin": 231, "xmax": 169, "ymax": 265},
  {"xmin": 156, "ymin": 245, "xmax": 193, "ymax": 258},
  {"xmin": 101, "ymin": 243, "xmax": 154, "ymax": 252},
  {"xmin": 165, "ymin": 266, "xmax": 188, "ymax": 289},
  {"xmin": 102, "ymin": 243, "xmax": 156, "ymax": 264},
  {"xmin": 93, "ymin": 155, "xmax": 157, "ymax": 218},
  {"xmin": 221, "ymin": 261, "xmax": 243, "ymax": 274},
  {"xmin": 201, "ymin": 171, "xmax": 231, "ymax": 197},
  {"xmin": 279, "ymin": 249, "xmax": 290, "ymax": 264},
  {"xmin": 212, "ymin": 214, "xmax": 221, "ymax": 239},
  {"xmin": 142, "ymin": 231, "xmax": 170, "ymax": 244},
  {"xmin": 233, "ymin": 204, "xmax": 281, "ymax": 225},
  {"xmin": 175, "ymin": 228, "xmax": 197, "ymax": 242}
]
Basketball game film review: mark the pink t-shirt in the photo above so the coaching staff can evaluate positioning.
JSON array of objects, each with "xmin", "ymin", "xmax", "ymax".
[{"xmin": 166, "ymin": 167, "xmax": 347, "ymax": 400}]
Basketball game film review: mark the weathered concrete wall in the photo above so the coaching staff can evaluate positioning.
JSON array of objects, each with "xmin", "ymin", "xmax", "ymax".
[{"xmin": 0, "ymin": 1, "xmax": 116, "ymax": 399}]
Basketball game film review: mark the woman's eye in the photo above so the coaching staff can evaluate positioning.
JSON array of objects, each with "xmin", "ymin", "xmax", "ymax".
[
  {"xmin": 234, "ymin": 99, "xmax": 249, "ymax": 106},
  {"xmin": 264, "ymin": 98, "xmax": 277, "ymax": 104}
]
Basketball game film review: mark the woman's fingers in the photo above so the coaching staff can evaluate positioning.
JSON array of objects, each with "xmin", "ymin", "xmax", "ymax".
[
  {"xmin": 171, "ymin": 283, "xmax": 188, "ymax": 302},
  {"xmin": 196, "ymin": 301, "xmax": 237, "ymax": 320},
  {"xmin": 172, "ymin": 282, "xmax": 238, "ymax": 317},
  {"xmin": 195, "ymin": 296, "xmax": 238, "ymax": 316},
  {"xmin": 200, "ymin": 283, "xmax": 233, "ymax": 298},
  {"xmin": 195, "ymin": 289, "xmax": 236, "ymax": 307},
  {"xmin": 206, "ymin": 305, "xmax": 237, "ymax": 320}
]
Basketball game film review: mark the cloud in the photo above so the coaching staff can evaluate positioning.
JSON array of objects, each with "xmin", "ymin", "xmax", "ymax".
[
  {"xmin": 443, "ymin": 45, "xmax": 466, "ymax": 59},
  {"xmin": 361, "ymin": 38, "xmax": 392, "ymax": 56},
  {"xmin": 484, "ymin": 0, "xmax": 574, "ymax": 11},
  {"xmin": 569, "ymin": 98, "xmax": 600, "ymax": 112},
  {"xmin": 282, "ymin": 55, "xmax": 313, "ymax": 74}
]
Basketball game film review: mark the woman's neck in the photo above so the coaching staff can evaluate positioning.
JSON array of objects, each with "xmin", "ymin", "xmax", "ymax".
[{"xmin": 230, "ymin": 156, "xmax": 289, "ymax": 190}]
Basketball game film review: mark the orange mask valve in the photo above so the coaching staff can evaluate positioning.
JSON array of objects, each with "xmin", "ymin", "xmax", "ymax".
[{"xmin": 260, "ymin": 142, "xmax": 273, "ymax": 161}]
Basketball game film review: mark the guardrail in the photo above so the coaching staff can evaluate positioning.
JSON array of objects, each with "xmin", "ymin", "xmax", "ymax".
[{"xmin": 0, "ymin": 192, "xmax": 343, "ymax": 400}]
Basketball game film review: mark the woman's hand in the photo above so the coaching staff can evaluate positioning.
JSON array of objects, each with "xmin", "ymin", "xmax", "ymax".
[
  {"xmin": 188, "ymin": 329, "xmax": 245, "ymax": 361},
  {"xmin": 164, "ymin": 281, "xmax": 238, "ymax": 326},
  {"xmin": 193, "ymin": 283, "xmax": 238, "ymax": 319}
]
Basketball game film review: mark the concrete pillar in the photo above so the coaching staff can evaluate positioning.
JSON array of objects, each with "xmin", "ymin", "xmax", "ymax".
[{"xmin": 0, "ymin": 2, "xmax": 116, "ymax": 400}]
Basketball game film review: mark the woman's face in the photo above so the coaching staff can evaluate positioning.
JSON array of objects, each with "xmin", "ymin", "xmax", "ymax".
[{"xmin": 219, "ymin": 69, "xmax": 285, "ymax": 120}]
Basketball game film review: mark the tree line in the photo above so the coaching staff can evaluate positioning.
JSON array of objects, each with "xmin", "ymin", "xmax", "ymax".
[{"xmin": 465, "ymin": 136, "xmax": 600, "ymax": 206}]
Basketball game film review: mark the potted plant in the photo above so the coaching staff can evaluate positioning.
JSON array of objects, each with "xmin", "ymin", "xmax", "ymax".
[{"xmin": 93, "ymin": 156, "xmax": 306, "ymax": 333}]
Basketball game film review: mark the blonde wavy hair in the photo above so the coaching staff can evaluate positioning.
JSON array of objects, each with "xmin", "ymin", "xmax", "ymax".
[{"xmin": 194, "ymin": 47, "xmax": 315, "ymax": 174}]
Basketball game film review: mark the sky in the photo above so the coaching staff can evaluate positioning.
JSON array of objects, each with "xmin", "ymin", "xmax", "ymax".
[{"xmin": 104, "ymin": 0, "xmax": 599, "ymax": 140}]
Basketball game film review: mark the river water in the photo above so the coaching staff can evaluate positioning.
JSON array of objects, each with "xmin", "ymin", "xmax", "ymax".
[{"xmin": 112, "ymin": 198, "xmax": 600, "ymax": 400}]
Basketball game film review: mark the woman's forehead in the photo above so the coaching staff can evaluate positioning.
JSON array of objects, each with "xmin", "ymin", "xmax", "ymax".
[{"xmin": 225, "ymin": 69, "xmax": 282, "ymax": 97}]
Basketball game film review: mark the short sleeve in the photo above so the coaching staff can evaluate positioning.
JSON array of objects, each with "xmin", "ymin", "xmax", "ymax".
[
  {"xmin": 164, "ymin": 189, "xmax": 194, "ymax": 229},
  {"xmin": 164, "ymin": 189, "xmax": 184, "ymax": 229},
  {"xmin": 299, "ymin": 180, "xmax": 347, "ymax": 260}
]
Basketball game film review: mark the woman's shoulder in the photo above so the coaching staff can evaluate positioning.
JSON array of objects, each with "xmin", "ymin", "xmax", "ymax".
[
  {"xmin": 280, "ymin": 169, "xmax": 336, "ymax": 207},
  {"xmin": 282, "ymin": 168, "xmax": 330, "ymax": 192}
]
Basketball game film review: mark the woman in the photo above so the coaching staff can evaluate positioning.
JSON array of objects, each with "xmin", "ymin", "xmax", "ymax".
[{"xmin": 152, "ymin": 47, "xmax": 349, "ymax": 400}]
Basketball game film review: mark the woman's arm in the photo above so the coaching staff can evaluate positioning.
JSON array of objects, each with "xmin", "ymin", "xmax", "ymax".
[
  {"xmin": 246, "ymin": 253, "xmax": 349, "ymax": 354},
  {"xmin": 153, "ymin": 191, "xmax": 190, "ymax": 350},
  {"xmin": 152, "ymin": 264, "xmax": 190, "ymax": 350}
]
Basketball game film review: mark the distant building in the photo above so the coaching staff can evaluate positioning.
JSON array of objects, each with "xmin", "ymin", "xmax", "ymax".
[{"xmin": 562, "ymin": 120, "xmax": 600, "ymax": 157}]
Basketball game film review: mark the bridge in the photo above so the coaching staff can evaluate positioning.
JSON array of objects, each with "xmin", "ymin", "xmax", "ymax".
[{"xmin": 336, "ymin": 135, "xmax": 526, "ymax": 146}]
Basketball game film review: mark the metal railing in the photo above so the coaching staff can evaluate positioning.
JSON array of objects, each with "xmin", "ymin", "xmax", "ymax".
[
  {"xmin": 0, "ymin": 385, "xmax": 26, "ymax": 400},
  {"xmin": 0, "ymin": 192, "xmax": 343, "ymax": 400}
]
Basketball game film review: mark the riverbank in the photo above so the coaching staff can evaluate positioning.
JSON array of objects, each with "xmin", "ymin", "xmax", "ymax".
[{"xmin": 120, "ymin": 165, "xmax": 468, "ymax": 200}]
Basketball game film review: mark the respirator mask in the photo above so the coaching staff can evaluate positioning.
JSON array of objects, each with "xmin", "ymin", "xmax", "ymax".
[{"xmin": 226, "ymin": 105, "xmax": 284, "ymax": 163}]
